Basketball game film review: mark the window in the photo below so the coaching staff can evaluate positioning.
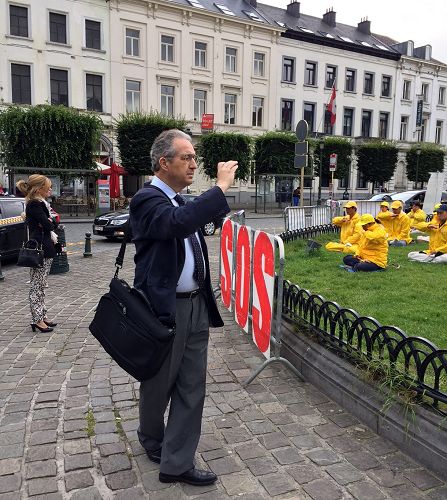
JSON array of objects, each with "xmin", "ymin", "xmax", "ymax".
[
  {"xmin": 303, "ymin": 102, "xmax": 315, "ymax": 132},
  {"xmin": 363, "ymin": 72, "xmax": 374, "ymax": 95},
  {"xmin": 126, "ymin": 80, "xmax": 141, "ymax": 112},
  {"xmin": 11, "ymin": 63, "xmax": 31, "ymax": 104},
  {"xmin": 438, "ymin": 86, "xmax": 446, "ymax": 105},
  {"xmin": 339, "ymin": 171, "xmax": 350, "ymax": 189},
  {"xmin": 305, "ymin": 61, "xmax": 317, "ymax": 86},
  {"xmin": 225, "ymin": 47, "xmax": 237, "ymax": 73},
  {"xmin": 282, "ymin": 57, "xmax": 295, "ymax": 83},
  {"xmin": 50, "ymin": 69, "xmax": 68, "ymax": 106},
  {"xmin": 402, "ymin": 80, "xmax": 411, "ymax": 100},
  {"xmin": 125, "ymin": 28, "xmax": 140, "ymax": 57},
  {"xmin": 325, "ymin": 65, "xmax": 336, "ymax": 88},
  {"xmin": 193, "ymin": 89, "xmax": 206, "ymax": 121},
  {"xmin": 194, "ymin": 41, "xmax": 207, "ymax": 68},
  {"xmin": 436, "ymin": 120, "xmax": 443, "ymax": 144},
  {"xmin": 421, "ymin": 117, "xmax": 428, "ymax": 142},
  {"xmin": 224, "ymin": 94, "xmax": 236, "ymax": 124},
  {"xmin": 343, "ymin": 108, "xmax": 354, "ymax": 136},
  {"xmin": 281, "ymin": 99, "xmax": 294, "ymax": 131},
  {"xmin": 357, "ymin": 170, "xmax": 367, "ymax": 189},
  {"xmin": 253, "ymin": 52, "xmax": 265, "ymax": 77},
  {"xmin": 86, "ymin": 73, "xmax": 102, "ymax": 112},
  {"xmin": 421, "ymin": 83, "xmax": 429, "ymax": 103},
  {"xmin": 324, "ymin": 108, "xmax": 334, "ymax": 135},
  {"xmin": 361, "ymin": 110, "xmax": 372, "ymax": 137},
  {"xmin": 400, "ymin": 116, "xmax": 409, "ymax": 141},
  {"xmin": 161, "ymin": 85, "xmax": 174, "ymax": 116},
  {"xmin": 9, "ymin": 5, "xmax": 28, "ymax": 37},
  {"xmin": 85, "ymin": 20, "xmax": 101, "ymax": 50},
  {"xmin": 381, "ymin": 75, "xmax": 391, "ymax": 97},
  {"xmin": 49, "ymin": 12, "xmax": 67, "ymax": 44},
  {"xmin": 345, "ymin": 69, "xmax": 356, "ymax": 92},
  {"xmin": 161, "ymin": 35, "xmax": 174, "ymax": 62},
  {"xmin": 379, "ymin": 112, "xmax": 389, "ymax": 139},
  {"xmin": 252, "ymin": 97, "xmax": 264, "ymax": 127}
]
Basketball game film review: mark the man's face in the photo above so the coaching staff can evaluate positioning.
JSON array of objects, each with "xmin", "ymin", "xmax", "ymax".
[
  {"xmin": 346, "ymin": 207, "xmax": 356, "ymax": 218},
  {"xmin": 437, "ymin": 210, "xmax": 447, "ymax": 222},
  {"xmin": 380, "ymin": 206, "xmax": 388, "ymax": 212},
  {"xmin": 392, "ymin": 207, "xmax": 402, "ymax": 215},
  {"xmin": 412, "ymin": 205, "xmax": 420, "ymax": 212},
  {"xmin": 160, "ymin": 138, "xmax": 197, "ymax": 192}
]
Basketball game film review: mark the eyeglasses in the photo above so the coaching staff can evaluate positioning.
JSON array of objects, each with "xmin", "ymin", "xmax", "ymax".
[{"xmin": 177, "ymin": 154, "xmax": 198, "ymax": 163}]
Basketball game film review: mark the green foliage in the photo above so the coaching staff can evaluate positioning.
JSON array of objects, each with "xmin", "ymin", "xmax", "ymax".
[
  {"xmin": 406, "ymin": 143, "xmax": 445, "ymax": 187},
  {"xmin": 356, "ymin": 141, "xmax": 398, "ymax": 187},
  {"xmin": 312, "ymin": 137, "xmax": 353, "ymax": 180},
  {"xmin": 196, "ymin": 132, "xmax": 251, "ymax": 181},
  {"xmin": 116, "ymin": 112, "xmax": 187, "ymax": 175},
  {"xmin": 253, "ymin": 132, "xmax": 296, "ymax": 175},
  {"xmin": 0, "ymin": 105, "xmax": 102, "ymax": 174}
]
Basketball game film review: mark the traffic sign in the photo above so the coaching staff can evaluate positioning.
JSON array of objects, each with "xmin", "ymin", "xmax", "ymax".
[
  {"xmin": 295, "ymin": 142, "xmax": 308, "ymax": 156},
  {"xmin": 295, "ymin": 120, "xmax": 309, "ymax": 141},
  {"xmin": 329, "ymin": 153, "xmax": 337, "ymax": 172}
]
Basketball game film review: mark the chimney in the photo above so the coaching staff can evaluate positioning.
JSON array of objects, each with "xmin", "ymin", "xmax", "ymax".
[
  {"xmin": 286, "ymin": 0, "xmax": 300, "ymax": 18},
  {"xmin": 246, "ymin": 0, "xmax": 257, "ymax": 7},
  {"xmin": 322, "ymin": 8, "xmax": 336, "ymax": 27},
  {"xmin": 357, "ymin": 17, "xmax": 371, "ymax": 35}
]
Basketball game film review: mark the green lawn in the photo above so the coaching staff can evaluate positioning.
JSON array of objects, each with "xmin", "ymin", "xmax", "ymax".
[{"xmin": 283, "ymin": 234, "xmax": 446, "ymax": 349}]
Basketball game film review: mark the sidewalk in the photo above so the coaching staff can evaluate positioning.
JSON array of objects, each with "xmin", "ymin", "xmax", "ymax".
[{"xmin": 0, "ymin": 239, "xmax": 446, "ymax": 499}]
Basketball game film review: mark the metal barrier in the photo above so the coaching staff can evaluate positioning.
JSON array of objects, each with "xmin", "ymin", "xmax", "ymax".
[
  {"xmin": 284, "ymin": 205, "xmax": 335, "ymax": 231},
  {"xmin": 352, "ymin": 200, "xmax": 383, "ymax": 216}
]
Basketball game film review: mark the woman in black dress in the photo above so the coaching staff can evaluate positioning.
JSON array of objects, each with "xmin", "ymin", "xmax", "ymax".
[{"xmin": 16, "ymin": 175, "xmax": 58, "ymax": 333}]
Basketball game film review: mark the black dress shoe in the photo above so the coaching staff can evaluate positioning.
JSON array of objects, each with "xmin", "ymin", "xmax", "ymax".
[
  {"xmin": 146, "ymin": 448, "xmax": 161, "ymax": 464},
  {"xmin": 159, "ymin": 467, "xmax": 217, "ymax": 486}
]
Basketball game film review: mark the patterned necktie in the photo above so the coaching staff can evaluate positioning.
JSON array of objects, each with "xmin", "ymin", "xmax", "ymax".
[{"xmin": 174, "ymin": 195, "xmax": 206, "ymax": 289}]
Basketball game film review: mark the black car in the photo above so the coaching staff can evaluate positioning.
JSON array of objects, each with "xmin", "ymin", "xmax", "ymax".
[
  {"xmin": 0, "ymin": 197, "xmax": 27, "ymax": 260},
  {"xmin": 92, "ymin": 195, "xmax": 224, "ymax": 239}
]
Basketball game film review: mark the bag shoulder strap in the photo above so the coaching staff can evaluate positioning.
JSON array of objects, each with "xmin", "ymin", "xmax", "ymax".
[{"xmin": 114, "ymin": 184, "xmax": 173, "ymax": 277}]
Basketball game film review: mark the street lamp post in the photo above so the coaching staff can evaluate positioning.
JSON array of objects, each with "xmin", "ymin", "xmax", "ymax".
[
  {"xmin": 317, "ymin": 141, "xmax": 324, "ymax": 205},
  {"xmin": 415, "ymin": 145, "xmax": 421, "ymax": 189}
]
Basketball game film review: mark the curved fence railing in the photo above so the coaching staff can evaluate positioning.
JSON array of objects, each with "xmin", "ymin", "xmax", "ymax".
[{"xmin": 279, "ymin": 225, "xmax": 447, "ymax": 414}]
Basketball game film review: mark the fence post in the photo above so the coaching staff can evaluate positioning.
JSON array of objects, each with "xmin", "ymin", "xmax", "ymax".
[{"xmin": 83, "ymin": 233, "xmax": 92, "ymax": 258}]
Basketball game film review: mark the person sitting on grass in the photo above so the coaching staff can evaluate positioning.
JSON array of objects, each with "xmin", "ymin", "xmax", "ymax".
[
  {"xmin": 417, "ymin": 203, "xmax": 441, "ymax": 243},
  {"xmin": 408, "ymin": 204, "xmax": 447, "ymax": 264},
  {"xmin": 342, "ymin": 214, "xmax": 388, "ymax": 272},
  {"xmin": 387, "ymin": 200, "xmax": 412, "ymax": 246},
  {"xmin": 325, "ymin": 201, "xmax": 363, "ymax": 254},
  {"xmin": 375, "ymin": 201, "xmax": 393, "ymax": 235},
  {"xmin": 408, "ymin": 201, "xmax": 427, "ymax": 230}
]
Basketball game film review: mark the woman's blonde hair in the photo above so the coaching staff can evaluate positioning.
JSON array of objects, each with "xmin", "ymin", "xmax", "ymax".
[{"xmin": 16, "ymin": 175, "xmax": 51, "ymax": 202}]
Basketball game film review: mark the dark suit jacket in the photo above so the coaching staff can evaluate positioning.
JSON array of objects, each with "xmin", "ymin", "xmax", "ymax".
[
  {"xmin": 26, "ymin": 200, "xmax": 56, "ymax": 258},
  {"xmin": 130, "ymin": 184, "xmax": 230, "ymax": 328}
]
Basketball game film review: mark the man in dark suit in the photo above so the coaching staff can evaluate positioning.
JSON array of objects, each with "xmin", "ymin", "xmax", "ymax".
[{"xmin": 130, "ymin": 129, "xmax": 237, "ymax": 486}]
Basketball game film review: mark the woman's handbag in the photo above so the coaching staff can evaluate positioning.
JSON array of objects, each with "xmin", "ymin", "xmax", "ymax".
[
  {"xmin": 89, "ymin": 228, "xmax": 175, "ymax": 381},
  {"xmin": 17, "ymin": 239, "xmax": 44, "ymax": 268}
]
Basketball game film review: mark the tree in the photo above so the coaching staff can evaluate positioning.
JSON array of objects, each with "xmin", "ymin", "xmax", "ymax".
[
  {"xmin": 406, "ymin": 144, "xmax": 445, "ymax": 188},
  {"xmin": 312, "ymin": 137, "xmax": 352, "ymax": 181},
  {"xmin": 253, "ymin": 132, "xmax": 296, "ymax": 175},
  {"xmin": 196, "ymin": 132, "xmax": 251, "ymax": 181},
  {"xmin": 356, "ymin": 141, "xmax": 398, "ymax": 191},
  {"xmin": 0, "ymin": 105, "xmax": 102, "ymax": 175},
  {"xmin": 115, "ymin": 112, "xmax": 187, "ymax": 175}
]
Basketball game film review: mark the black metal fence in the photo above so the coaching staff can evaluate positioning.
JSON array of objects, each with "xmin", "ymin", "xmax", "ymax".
[{"xmin": 279, "ymin": 225, "xmax": 447, "ymax": 414}]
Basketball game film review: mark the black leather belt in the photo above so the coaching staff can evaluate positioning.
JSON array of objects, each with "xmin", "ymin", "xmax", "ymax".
[{"xmin": 176, "ymin": 289, "xmax": 200, "ymax": 299}]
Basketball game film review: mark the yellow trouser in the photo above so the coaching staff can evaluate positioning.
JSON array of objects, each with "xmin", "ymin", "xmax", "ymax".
[{"xmin": 325, "ymin": 241, "xmax": 358, "ymax": 254}]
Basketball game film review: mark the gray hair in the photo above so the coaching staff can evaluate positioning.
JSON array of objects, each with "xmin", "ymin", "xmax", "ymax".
[{"xmin": 150, "ymin": 129, "xmax": 191, "ymax": 172}]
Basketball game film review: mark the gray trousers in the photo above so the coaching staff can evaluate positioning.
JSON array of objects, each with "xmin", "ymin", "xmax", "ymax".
[{"xmin": 137, "ymin": 293, "xmax": 209, "ymax": 475}]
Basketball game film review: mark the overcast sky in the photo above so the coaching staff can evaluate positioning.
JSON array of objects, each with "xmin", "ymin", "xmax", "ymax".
[{"xmin": 266, "ymin": 0, "xmax": 447, "ymax": 63}]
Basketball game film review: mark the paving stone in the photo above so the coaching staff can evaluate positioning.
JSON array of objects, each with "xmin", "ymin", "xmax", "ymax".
[
  {"xmin": 98, "ymin": 442, "xmax": 127, "ymax": 457},
  {"xmin": 63, "ymin": 439, "xmax": 91, "ymax": 455},
  {"xmin": 234, "ymin": 443, "xmax": 266, "ymax": 460},
  {"xmin": 0, "ymin": 445, "xmax": 24, "ymax": 460},
  {"xmin": 64, "ymin": 470, "xmax": 94, "ymax": 491},
  {"xmin": 0, "ymin": 431, "xmax": 25, "ymax": 446},
  {"xmin": 303, "ymin": 478, "xmax": 343, "ymax": 500},
  {"xmin": 25, "ymin": 460, "xmax": 57, "ymax": 479},
  {"xmin": 278, "ymin": 422, "xmax": 307, "ymax": 437},
  {"xmin": 306, "ymin": 449, "xmax": 342, "ymax": 466},
  {"xmin": 207, "ymin": 456, "xmax": 244, "ymax": 475},
  {"xmin": 382, "ymin": 452, "xmax": 418, "ymax": 472},
  {"xmin": 287, "ymin": 464, "xmax": 323, "ymax": 484},
  {"xmin": 268, "ymin": 412, "xmax": 295, "ymax": 425},
  {"xmin": 245, "ymin": 457, "xmax": 278, "ymax": 476},
  {"xmin": 94, "ymin": 433, "xmax": 120, "ymax": 445},
  {"xmin": 31, "ymin": 418, "xmax": 59, "ymax": 431},
  {"xmin": 347, "ymin": 480, "xmax": 386, "ymax": 500},
  {"xmin": 245, "ymin": 420, "xmax": 276, "ymax": 435},
  {"xmin": 197, "ymin": 435, "xmax": 221, "ymax": 452},
  {"xmin": 214, "ymin": 415, "xmax": 240, "ymax": 429},
  {"xmin": 367, "ymin": 468, "xmax": 409, "ymax": 488},
  {"xmin": 403, "ymin": 469, "xmax": 443, "ymax": 490},
  {"xmin": 220, "ymin": 472, "xmax": 258, "ymax": 496},
  {"xmin": 27, "ymin": 477, "xmax": 58, "ymax": 496},
  {"xmin": 326, "ymin": 462, "xmax": 365, "ymax": 485},
  {"xmin": 313, "ymin": 423, "xmax": 346, "ymax": 439},
  {"xmin": 271, "ymin": 447, "xmax": 304, "ymax": 465},
  {"xmin": 328, "ymin": 412, "xmax": 359, "ymax": 428},
  {"xmin": 221, "ymin": 427, "xmax": 252, "ymax": 444},
  {"xmin": 345, "ymin": 450, "xmax": 381, "ymax": 470},
  {"xmin": 326, "ymin": 435, "xmax": 362, "ymax": 453},
  {"xmin": 100, "ymin": 454, "xmax": 131, "ymax": 475},
  {"xmin": 0, "ymin": 474, "xmax": 21, "ymax": 494},
  {"xmin": 290, "ymin": 434, "xmax": 321, "ymax": 450},
  {"xmin": 428, "ymin": 486, "xmax": 447, "ymax": 500},
  {"xmin": 95, "ymin": 421, "xmax": 116, "ymax": 434},
  {"xmin": 258, "ymin": 472, "xmax": 298, "ymax": 496},
  {"xmin": 105, "ymin": 470, "xmax": 137, "ymax": 490},
  {"xmin": 141, "ymin": 470, "xmax": 171, "ymax": 491},
  {"xmin": 238, "ymin": 409, "xmax": 265, "ymax": 422},
  {"xmin": 64, "ymin": 453, "xmax": 93, "ymax": 472},
  {"xmin": 201, "ymin": 448, "xmax": 232, "ymax": 461},
  {"xmin": 113, "ymin": 487, "xmax": 147, "ymax": 500},
  {"xmin": 258, "ymin": 432, "xmax": 291, "ymax": 450},
  {"xmin": 0, "ymin": 458, "xmax": 21, "ymax": 475},
  {"xmin": 70, "ymin": 486, "xmax": 103, "ymax": 500},
  {"xmin": 28, "ymin": 430, "xmax": 57, "ymax": 446}
]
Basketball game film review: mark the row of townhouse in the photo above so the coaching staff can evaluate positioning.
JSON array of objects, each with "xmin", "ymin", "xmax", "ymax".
[{"xmin": 1, "ymin": 0, "xmax": 446, "ymax": 202}]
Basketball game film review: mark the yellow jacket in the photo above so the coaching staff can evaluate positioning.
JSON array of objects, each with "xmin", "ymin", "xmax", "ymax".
[
  {"xmin": 416, "ymin": 221, "xmax": 447, "ymax": 254},
  {"xmin": 376, "ymin": 210, "xmax": 393, "ymax": 235},
  {"xmin": 332, "ymin": 212, "xmax": 363, "ymax": 245},
  {"xmin": 408, "ymin": 208, "xmax": 427, "ymax": 228},
  {"xmin": 356, "ymin": 223, "xmax": 388, "ymax": 268},
  {"xmin": 387, "ymin": 212, "xmax": 412, "ymax": 243}
]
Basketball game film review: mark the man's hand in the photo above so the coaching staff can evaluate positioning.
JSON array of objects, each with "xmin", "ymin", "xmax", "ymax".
[
  {"xmin": 216, "ymin": 161, "xmax": 238, "ymax": 192},
  {"xmin": 428, "ymin": 224, "xmax": 438, "ymax": 230}
]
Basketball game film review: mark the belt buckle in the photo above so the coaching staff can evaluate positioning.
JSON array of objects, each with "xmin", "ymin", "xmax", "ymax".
[{"xmin": 190, "ymin": 289, "xmax": 199, "ymax": 298}]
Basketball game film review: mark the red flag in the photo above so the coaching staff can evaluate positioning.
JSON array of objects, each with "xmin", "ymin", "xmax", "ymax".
[{"xmin": 327, "ymin": 84, "xmax": 336, "ymax": 126}]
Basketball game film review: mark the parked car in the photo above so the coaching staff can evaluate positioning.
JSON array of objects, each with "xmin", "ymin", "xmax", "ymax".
[
  {"xmin": 368, "ymin": 192, "xmax": 396, "ymax": 202},
  {"xmin": 390, "ymin": 190, "xmax": 447, "ymax": 212},
  {"xmin": 92, "ymin": 194, "xmax": 225, "ymax": 239},
  {"xmin": 0, "ymin": 197, "xmax": 27, "ymax": 260}
]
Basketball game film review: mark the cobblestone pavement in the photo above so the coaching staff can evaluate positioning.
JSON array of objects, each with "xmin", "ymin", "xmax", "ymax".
[{"xmin": 1, "ymin": 236, "xmax": 446, "ymax": 500}]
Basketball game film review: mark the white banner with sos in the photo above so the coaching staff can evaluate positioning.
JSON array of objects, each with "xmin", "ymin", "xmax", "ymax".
[{"xmin": 220, "ymin": 219, "xmax": 278, "ymax": 359}]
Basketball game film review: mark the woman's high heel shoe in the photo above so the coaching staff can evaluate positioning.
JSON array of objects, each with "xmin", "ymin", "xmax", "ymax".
[
  {"xmin": 43, "ymin": 320, "xmax": 57, "ymax": 327},
  {"xmin": 31, "ymin": 324, "xmax": 53, "ymax": 333}
]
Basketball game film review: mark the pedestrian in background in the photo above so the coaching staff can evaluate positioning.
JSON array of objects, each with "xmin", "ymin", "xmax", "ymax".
[
  {"xmin": 16, "ymin": 175, "xmax": 58, "ymax": 333},
  {"xmin": 292, "ymin": 186, "xmax": 300, "ymax": 206}
]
